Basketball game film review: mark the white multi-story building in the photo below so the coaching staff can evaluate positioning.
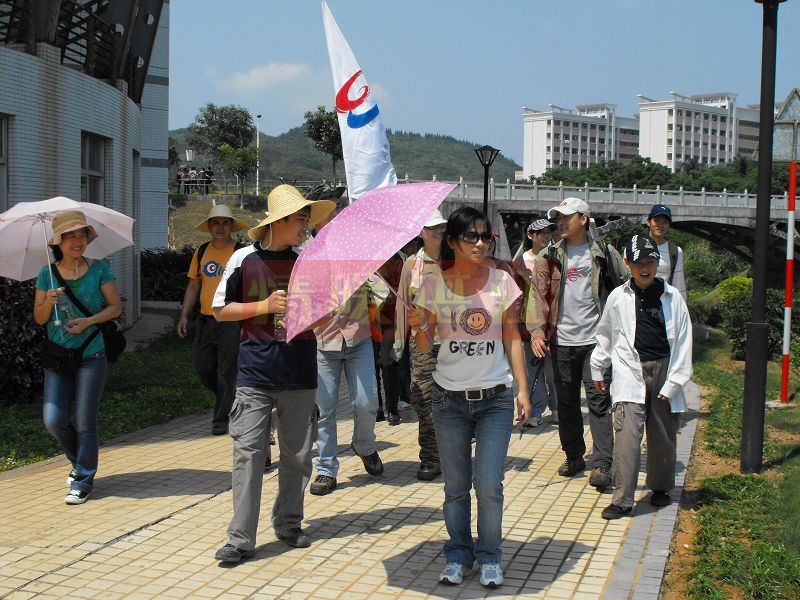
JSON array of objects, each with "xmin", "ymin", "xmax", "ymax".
[
  {"xmin": 638, "ymin": 92, "xmax": 760, "ymax": 173},
  {"xmin": 0, "ymin": 0, "xmax": 169, "ymax": 326},
  {"xmin": 521, "ymin": 103, "xmax": 640, "ymax": 179}
]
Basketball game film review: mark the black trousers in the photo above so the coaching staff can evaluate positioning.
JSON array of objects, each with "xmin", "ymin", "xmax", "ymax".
[{"xmin": 551, "ymin": 343, "xmax": 613, "ymax": 469}]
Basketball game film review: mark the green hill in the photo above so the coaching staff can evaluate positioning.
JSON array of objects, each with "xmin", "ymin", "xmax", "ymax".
[{"xmin": 169, "ymin": 126, "xmax": 520, "ymax": 185}]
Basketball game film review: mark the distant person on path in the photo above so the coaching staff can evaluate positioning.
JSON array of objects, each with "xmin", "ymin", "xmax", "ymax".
[
  {"xmin": 591, "ymin": 234, "xmax": 692, "ymax": 519},
  {"xmin": 33, "ymin": 211, "xmax": 123, "ymax": 505},
  {"xmin": 177, "ymin": 204, "xmax": 248, "ymax": 436},
  {"xmin": 394, "ymin": 209, "xmax": 448, "ymax": 481},
  {"xmin": 526, "ymin": 198, "xmax": 627, "ymax": 490},
  {"xmin": 647, "ymin": 204, "xmax": 687, "ymax": 301},
  {"xmin": 516, "ymin": 218, "xmax": 557, "ymax": 427},
  {"xmin": 309, "ymin": 205, "xmax": 384, "ymax": 497},
  {"xmin": 409, "ymin": 206, "xmax": 529, "ymax": 588},
  {"xmin": 212, "ymin": 185, "xmax": 335, "ymax": 563}
]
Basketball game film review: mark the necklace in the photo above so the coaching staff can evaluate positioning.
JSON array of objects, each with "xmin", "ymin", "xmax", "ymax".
[{"xmin": 61, "ymin": 258, "xmax": 81, "ymax": 280}]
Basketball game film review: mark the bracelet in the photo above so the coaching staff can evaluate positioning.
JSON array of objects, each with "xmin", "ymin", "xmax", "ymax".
[{"xmin": 418, "ymin": 321, "xmax": 430, "ymax": 332}]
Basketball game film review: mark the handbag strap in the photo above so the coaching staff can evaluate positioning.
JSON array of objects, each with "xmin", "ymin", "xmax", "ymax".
[{"xmin": 52, "ymin": 261, "xmax": 98, "ymax": 319}]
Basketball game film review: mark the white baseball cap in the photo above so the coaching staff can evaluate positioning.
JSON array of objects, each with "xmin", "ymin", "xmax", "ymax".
[
  {"xmin": 547, "ymin": 197, "xmax": 590, "ymax": 220},
  {"xmin": 424, "ymin": 209, "xmax": 447, "ymax": 228}
]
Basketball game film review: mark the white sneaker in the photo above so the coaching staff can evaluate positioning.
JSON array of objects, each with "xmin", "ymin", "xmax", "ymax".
[
  {"xmin": 479, "ymin": 564, "xmax": 503, "ymax": 588},
  {"xmin": 439, "ymin": 562, "xmax": 471, "ymax": 585},
  {"xmin": 65, "ymin": 489, "xmax": 90, "ymax": 505},
  {"xmin": 530, "ymin": 415, "xmax": 543, "ymax": 427}
]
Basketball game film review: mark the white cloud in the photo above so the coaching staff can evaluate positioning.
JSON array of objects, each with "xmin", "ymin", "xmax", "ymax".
[{"xmin": 214, "ymin": 63, "xmax": 312, "ymax": 93}]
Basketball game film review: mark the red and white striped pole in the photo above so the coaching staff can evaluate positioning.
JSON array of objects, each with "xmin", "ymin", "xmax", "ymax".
[{"xmin": 781, "ymin": 160, "xmax": 797, "ymax": 404}]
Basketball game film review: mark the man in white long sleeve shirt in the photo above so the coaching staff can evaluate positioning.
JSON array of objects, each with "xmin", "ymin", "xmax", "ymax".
[
  {"xmin": 591, "ymin": 234, "xmax": 692, "ymax": 519},
  {"xmin": 647, "ymin": 204, "xmax": 687, "ymax": 301}
]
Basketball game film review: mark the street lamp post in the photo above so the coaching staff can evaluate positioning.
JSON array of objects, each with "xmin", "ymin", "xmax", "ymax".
[
  {"xmin": 474, "ymin": 145, "xmax": 499, "ymax": 217},
  {"xmin": 741, "ymin": 0, "xmax": 787, "ymax": 474},
  {"xmin": 256, "ymin": 114, "xmax": 262, "ymax": 196}
]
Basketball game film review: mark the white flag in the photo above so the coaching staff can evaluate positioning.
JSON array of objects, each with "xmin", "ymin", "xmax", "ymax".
[{"xmin": 322, "ymin": 0, "xmax": 397, "ymax": 201}]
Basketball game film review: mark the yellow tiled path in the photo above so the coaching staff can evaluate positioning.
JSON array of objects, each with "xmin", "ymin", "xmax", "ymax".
[{"xmin": 0, "ymin": 398, "xmax": 646, "ymax": 599}]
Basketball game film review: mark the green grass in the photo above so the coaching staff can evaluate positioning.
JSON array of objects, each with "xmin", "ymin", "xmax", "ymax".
[
  {"xmin": 0, "ymin": 331, "xmax": 213, "ymax": 473},
  {"xmin": 687, "ymin": 337, "xmax": 800, "ymax": 600}
]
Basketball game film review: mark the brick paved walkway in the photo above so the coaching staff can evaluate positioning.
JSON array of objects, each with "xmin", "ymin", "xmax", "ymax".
[{"xmin": 0, "ymin": 378, "xmax": 698, "ymax": 599}]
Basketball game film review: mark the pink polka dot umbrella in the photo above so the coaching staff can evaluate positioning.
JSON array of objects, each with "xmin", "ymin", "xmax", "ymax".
[{"xmin": 285, "ymin": 181, "xmax": 455, "ymax": 341}]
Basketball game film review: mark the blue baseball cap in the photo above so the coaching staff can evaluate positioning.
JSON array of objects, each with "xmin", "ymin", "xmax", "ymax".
[{"xmin": 648, "ymin": 204, "xmax": 672, "ymax": 221}]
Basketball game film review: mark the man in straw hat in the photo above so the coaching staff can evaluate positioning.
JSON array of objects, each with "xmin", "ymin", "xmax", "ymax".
[
  {"xmin": 211, "ymin": 185, "xmax": 335, "ymax": 563},
  {"xmin": 177, "ymin": 204, "xmax": 249, "ymax": 436}
]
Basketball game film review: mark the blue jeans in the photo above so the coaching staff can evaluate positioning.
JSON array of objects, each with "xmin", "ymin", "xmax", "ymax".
[
  {"xmin": 43, "ymin": 351, "xmax": 107, "ymax": 493},
  {"xmin": 431, "ymin": 383, "xmax": 514, "ymax": 567},
  {"xmin": 314, "ymin": 339, "xmax": 378, "ymax": 478}
]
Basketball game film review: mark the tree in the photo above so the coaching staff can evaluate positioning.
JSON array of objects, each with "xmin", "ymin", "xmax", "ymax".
[
  {"xmin": 303, "ymin": 106, "xmax": 343, "ymax": 181},
  {"xmin": 186, "ymin": 103, "xmax": 255, "ymax": 164},
  {"xmin": 218, "ymin": 144, "xmax": 258, "ymax": 208},
  {"xmin": 168, "ymin": 136, "xmax": 179, "ymax": 167}
]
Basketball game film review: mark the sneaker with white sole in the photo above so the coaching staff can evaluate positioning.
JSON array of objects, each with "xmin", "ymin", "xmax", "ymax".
[
  {"xmin": 438, "ymin": 562, "xmax": 471, "ymax": 585},
  {"xmin": 479, "ymin": 563, "xmax": 503, "ymax": 588},
  {"xmin": 67, "ymin": 468, "xmax": 77, "ymax": 487},
  {"xmin": 65, "ymin": 489, "xmax": 90, "ymax": 505},
  {"xmin": 529, "ymin": 415, "xmax": 543, "ymax": 427}
]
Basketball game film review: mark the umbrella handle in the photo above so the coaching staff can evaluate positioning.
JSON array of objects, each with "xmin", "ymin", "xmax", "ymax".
[
  {"xmin": 40, "ymin": 215, "xmax": 62, "ymax": 324},
  {"xmin": 373, "ymin": 272, "xmax": 413, "ymax": 311}
]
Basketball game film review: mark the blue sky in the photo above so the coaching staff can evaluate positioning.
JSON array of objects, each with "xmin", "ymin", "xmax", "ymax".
[{"xmin": 169, "ymin": 0, "xmax": 800, "ymax": 164}]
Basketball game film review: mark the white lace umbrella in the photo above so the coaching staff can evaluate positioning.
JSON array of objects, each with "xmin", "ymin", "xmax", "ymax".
[{"xmin": 0, "ymin": 197, "xmax": 135, "ymax": 283}]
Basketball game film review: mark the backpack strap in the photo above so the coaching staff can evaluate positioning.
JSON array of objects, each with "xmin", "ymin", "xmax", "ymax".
[
  {"xmin": 667, "ymin": 241, "xmax": 678, "ymax": 285},
  {"xmin": 196, "ymin": 240, "xmax": 245, "ymax": 278},
  {"xmin": 195, "ymin": 241, "xmax": 210, "ymax": 278}
]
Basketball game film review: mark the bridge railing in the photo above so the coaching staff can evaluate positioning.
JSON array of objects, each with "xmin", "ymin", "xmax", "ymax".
[{"xmin": 397, "ymin": 176, "xmax": 786, "ymax": 209}]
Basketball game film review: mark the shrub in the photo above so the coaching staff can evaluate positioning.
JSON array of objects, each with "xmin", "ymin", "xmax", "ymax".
[
  {"xmin": 687, "ymin": 289, "xmax": 721, "ymax": 327},
  {"xmin": 718, "ymin": 276, "xmax": 797, "ymax": 360},
  {"xmin": 0, "ymin": 279, "xmax": 45, "ymax": 406},
  {"xmin": 140, "ymin": 246, "xmax": 196, "ymax": 301}
]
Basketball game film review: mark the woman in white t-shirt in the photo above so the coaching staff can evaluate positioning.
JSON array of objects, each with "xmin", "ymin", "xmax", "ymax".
[{"xmin": 409, "ymin": 206, "xmax": 530, "ymax": 589}]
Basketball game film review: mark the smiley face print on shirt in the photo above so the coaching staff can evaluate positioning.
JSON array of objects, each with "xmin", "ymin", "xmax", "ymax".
[{"xmin": 460, "ymin": 307, "xmax": 491, "ymax": 336}]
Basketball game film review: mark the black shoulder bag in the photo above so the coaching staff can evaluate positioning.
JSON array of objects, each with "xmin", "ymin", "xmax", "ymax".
[
  {"xmin": 52, "ymin": 265, "xmax": 127, "ymax": 363},
  {"xmin": 40, "ymin": 329, "xmax": 101, "ymax": 374}
]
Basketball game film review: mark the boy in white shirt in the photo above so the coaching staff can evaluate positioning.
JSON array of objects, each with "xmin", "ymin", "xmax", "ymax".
[{"xmin": 591, "ymin": 234, "xmax": 692, "ymax": 519}]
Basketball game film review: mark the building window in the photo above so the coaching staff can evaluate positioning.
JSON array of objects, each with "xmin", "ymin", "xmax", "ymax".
[
  {"xmin": 590, "ymin": 124, "xmax": 596, "ymax": 130},
  {"xmin": 554, "ymin": 120, "xmax": 561, "ymax": 126},
  {"xmin": 677, "ymin": 110, "xmax": 683, "ymax": 117},
  {"xmin": 547, "ymin": 132, "xmax": 551, "ymax": 139},
  {"xmin": 712, "ymin": 115, "xmax": 718, "ymax": 122},
  {"xmin": 703, "ymin": 113, "xmax": 709, "ymax": 120},
  {"xmin": 582, "ymin": 123, "xmax": 588, "ymax": 129},
  {"xmin": 546, "ymin": 146, "xmax": 551, "ymax": 152},
  {"xmin": 563, "ymin": 121, "xmax": 571, "ymax": 127},
  {"xmin": 667, "ymin": 153, "xmax": 673, "ymax": 160},
  {"xmin": 572, "ymin": 135, "xmax": 578, "ymax": 141},
  {"xmin": 81, "ymin": 133, "xmax": 105, "ymax": 204},
  {"xmin": 0, "ymin": 117, "xmax": 7, "ymax": 212},
  {"xmin": 599, "ymin": 138, "xmax": 605, "ymax": 144},
  {"xmin": 703, "ymin": 128, "xmax": 709, "ymax": 134},
  {"xmin": 599, "ymin": 125, "xmax": 606, "ymax": 132},
  {"xmin": 546, "ymin": 159, "xmax": 551, "ymax": 166},
  {"xmin": 571, "ymin": 161, "xmax": 578, "ymax": 167},
  {"xmin": 720, "ymin": 116, "xmax": 726, "ymax": 123},
  {"xmin": 668, "ymin": 108, "xmax": 674, "ymax": 116},
  {"xmin": 554, "ymin": 133, "xmax": 560, "ymax": 139},
  {"xmin": 667, "ymin": 124, "xmax": 673, "ymax": 131},
  {"xmin": 590, "ymin": 136, "xmax": 596, "ymax": 143},
  {"xmin": 547, "ymin": 119, "xmax": 552, "ymax": 125},
  {"xmin": 667, "ymin": 138, "xmax": 673, "ymax": 146}
]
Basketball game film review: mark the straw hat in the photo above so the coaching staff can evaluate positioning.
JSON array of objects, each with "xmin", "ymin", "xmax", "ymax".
[
  {"xmin": 50, "ymin": 211, "xmax": 98, "ymax": 245},
  {"xmin": 248, "ymin": 185, "xmax": 336, "ymax": 241},
  {"xmin": 194, "ymin": 204, "xmax": 249, "ymax": 233}
]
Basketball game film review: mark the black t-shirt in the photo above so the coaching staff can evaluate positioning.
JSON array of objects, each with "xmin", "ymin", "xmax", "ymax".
[
  {"xmin": 220, "ymin": 244, "xmax": 317, "ymax": 390},
  {"xmin": 632, "ymin": 278, "xmax": 670, "ymax": 361}
]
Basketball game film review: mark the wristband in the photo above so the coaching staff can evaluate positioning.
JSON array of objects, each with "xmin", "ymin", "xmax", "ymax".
[{"xmin": 418, "ymin": 321, "xmax": 430, "ymax": 332}]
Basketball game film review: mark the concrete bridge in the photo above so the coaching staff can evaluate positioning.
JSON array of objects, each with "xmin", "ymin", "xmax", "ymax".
[{"xmin": 434, "ymin": 179, "xmax": 795, "ymax": 288}]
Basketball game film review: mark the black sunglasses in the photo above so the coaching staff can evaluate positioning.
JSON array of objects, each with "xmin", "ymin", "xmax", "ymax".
[{"xmin": 460, "ymin": 231, "xmax": 494, "ymax": 244}]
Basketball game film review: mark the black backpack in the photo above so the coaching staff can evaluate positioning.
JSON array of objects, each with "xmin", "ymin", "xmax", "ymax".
[{"xmin": 196, "ymin": 240, "xmax": 247, "ymax": 278}]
